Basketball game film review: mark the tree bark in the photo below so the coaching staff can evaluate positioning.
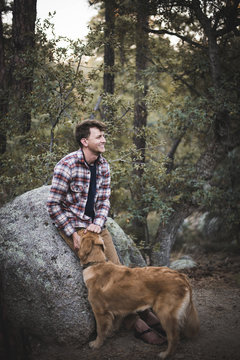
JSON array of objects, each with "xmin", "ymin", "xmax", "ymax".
[
  {"xmin": 152, "ymin": 205, "xmax": 193, "ymax": 266},
  {"xmin": 103, "ymin": 0, "xmax": 115, "ymax": 95},
  {"xmin": 131, "ymin": 1, "xmax": 149, "ymax": 246},
  {"xmin": 101, "ymin": 0, "xmax": 116, "ymax": 124},
  {"xmin": 133, "ymin": 2, "xmax": 149, "ymax": 176},
  {"xmin": 10, "ymin": 0, "xmax": 37, "ymax": 135},
  {"xmin": 0, "ymin": 3, "xmax": 7, "ymax": 153}
]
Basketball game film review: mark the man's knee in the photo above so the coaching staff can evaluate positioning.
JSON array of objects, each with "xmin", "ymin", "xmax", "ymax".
[{"xmin": 101, "ymin": 228, "xmax": 121, "ymax": 265}]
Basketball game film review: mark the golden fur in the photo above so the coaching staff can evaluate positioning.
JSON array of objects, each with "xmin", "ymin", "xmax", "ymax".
[{"xmin": 77, "ymin": 230, "xmax": 199, "ymax": 359}]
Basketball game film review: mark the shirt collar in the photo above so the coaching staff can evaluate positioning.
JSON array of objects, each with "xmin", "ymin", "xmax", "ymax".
[{"xmin": 77, "ymin": 148, "xmax": 104, "ymax": 165}]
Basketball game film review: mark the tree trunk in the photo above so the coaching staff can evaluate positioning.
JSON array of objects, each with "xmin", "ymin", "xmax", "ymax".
[
  {"xmin": 103, "ymin": 0, "xmax": 115, "ymax": 95},
  {"xmin": 10, "ymin": 0, "xmax": 37, "ymax": 135},
  {"xmin": 133, "ymin": 2, "xmax": 148, "ymax": 176},
  {"xmin": 152, "ymin": 205, "xmax": 193, "ymax": 266},
  {"xmin": 102, "ymin": 0, "xmax": 115, "ymax": 124},
  {"xmin": 0, "ymin": 4, "xmax": 7, "ymax": 154},
  {"xmin": 131, "ymin": 1, "xmax": 149, "ymax": 246}
]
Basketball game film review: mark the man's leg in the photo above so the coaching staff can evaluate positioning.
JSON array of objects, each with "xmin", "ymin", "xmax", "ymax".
[
  {"xmin": 59, "ymin": 228, "xmax": 121, "ymax": 265},
  {"xmin": 100, "ymin": 228, "xmax": 121, "ymax": 265},
  {"xmin": 59, "ymin": 230, "xmax": 75, "ymax": 252}
]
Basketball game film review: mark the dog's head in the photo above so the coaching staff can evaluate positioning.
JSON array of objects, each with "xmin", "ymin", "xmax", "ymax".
[{"xmin": 77, "ymin": 231, "xmax": 106, "ymax": 265}]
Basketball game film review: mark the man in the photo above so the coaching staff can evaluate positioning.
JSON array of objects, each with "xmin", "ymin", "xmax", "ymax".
[
  {"xmin": 47, "ymin": 119, "xmax": 120, "ymax": 263},
  {"xmin": 47, "ymin": 119, "xmax": 165, "ymax": 345}
]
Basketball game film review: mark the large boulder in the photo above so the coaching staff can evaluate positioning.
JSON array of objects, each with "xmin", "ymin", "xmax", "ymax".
[
  {"xmin": 106, "ymin": 217, "xmax": 146, "ymax": 267},
  {"xmin": 0, "ymin": 186, "xmax": 145, "ymax": 357}
]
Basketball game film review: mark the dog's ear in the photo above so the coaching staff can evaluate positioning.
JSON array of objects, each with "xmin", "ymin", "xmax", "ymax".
[
  {"xmin": 78, "ymin": 236, "xmax": 93, "ymax": 261},
  {"xmin": 93, "ymin": 235, "xmax": 105, "ymax": 252}
]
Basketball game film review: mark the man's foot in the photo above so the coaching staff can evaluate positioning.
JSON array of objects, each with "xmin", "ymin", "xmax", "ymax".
[
  {"xmin": 134, "ymin": 318, "xmax": 167, "ymax": 345},
  {"xmin": 139, "ymin": 309, "xmax": 166, "ymax": 336},
  {"xmin": 150, "ymin": 323, "xmax": 167, "ymax": 337},
  {"xmin": 139, "ymin": 309, "xmax": 160, "ymax": 326}
]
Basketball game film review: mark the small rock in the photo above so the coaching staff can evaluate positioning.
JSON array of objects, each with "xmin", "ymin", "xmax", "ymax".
[{"xmin": 170, "ymin": 256, "xmax": 197, "ymax": 270}]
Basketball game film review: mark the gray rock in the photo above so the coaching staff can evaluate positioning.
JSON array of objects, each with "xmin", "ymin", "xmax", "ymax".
[
  {"xmin": 170, "ymin": 256, "xmax": 197, "ymax": 270},
  {"xmin": 0, "ymin": 185, "xmax": 145, "ymax": 353},
  {"xmin": 106, "ymin": 217, "xmax": 146, "ymax": 267}
]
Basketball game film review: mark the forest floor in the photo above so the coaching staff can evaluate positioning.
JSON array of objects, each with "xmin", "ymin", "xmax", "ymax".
[
  {"xmin": 1, "ymin": 251, "xmax": 240, "ymax": 360},
  {"xmin": 77, "ymin": 251, "xmax": 240, "ymax": 360}
]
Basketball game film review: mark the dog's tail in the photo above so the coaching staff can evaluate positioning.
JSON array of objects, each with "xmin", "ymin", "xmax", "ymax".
[{"xmin": 182, "ymin": 289, "xmax": 199, "ymax": 338}]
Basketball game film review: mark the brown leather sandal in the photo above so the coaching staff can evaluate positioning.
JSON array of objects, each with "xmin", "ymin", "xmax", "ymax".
[
  {"xmin": 151, "ymin": 322, "xmax": 167, "ymax": 337},
  {"xmin": 134, "ymin": 328, "xmax": 167, "ymax": 345}
]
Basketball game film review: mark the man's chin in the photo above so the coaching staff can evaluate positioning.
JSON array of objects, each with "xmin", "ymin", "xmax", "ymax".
[{"xmin": 94, "ymin": 149, "xmax": 104, "ymax": 156}]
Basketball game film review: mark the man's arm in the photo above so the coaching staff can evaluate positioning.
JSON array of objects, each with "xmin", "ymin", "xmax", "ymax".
[
  {"xmin": 93, "ymin": 162, "xmax": 111, "ymax": 229},
  {"xmin": 47, "ymin": 162, "xmax": 75, "ymax": 237},
  {"xmin": 72, "ymin": 231, "xmax": 82, "ymax": 251}
]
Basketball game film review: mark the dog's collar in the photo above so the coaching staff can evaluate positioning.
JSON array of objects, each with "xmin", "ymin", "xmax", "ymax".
[{"xmin": 82, "ymin": 260, "xmax": 108, "ymax": 270}]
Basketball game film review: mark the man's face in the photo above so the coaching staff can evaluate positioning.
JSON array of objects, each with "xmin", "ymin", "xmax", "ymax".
[{"xmin": 83, "ymin": 127, "xmax": 106, "ymax": 155}]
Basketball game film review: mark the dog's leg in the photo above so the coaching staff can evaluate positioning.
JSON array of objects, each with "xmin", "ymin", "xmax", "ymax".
[
  {"xmin": 159, "ymin": 318, "xmax": 179, "ymax": 359},
  {"xmin": 153, "ymin": 306, "xmax": 179, "ymax": 359},
  {"xmin": 89, "ymin": 310, "xmax": 114, "ymax": 349},
  {"xmin": 112, "ymin": 315, "xmax": 123, "ymax": 333}
]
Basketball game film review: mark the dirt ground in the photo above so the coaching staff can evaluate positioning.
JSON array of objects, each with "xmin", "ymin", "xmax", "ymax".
[
  {"xmin": 78, "ymin": 252, "xmax": 240, "ymax": 360},
  {"xmin": 2, "ymin": 252, "xmax": 240, "ymax": 360},
  {"xmin": 33, "ymin": 251, "xmax": 240, "ymax": 360}
]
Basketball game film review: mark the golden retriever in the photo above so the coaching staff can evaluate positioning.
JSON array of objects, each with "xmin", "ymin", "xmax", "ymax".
[{"xmin": 78, "ymin": 230, "xmax": 199, "ymax": 359}]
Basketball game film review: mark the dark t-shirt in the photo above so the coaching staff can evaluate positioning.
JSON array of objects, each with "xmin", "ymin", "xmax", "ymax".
[{"xmin": 84, "ymin": 162, "xmax": 97, "ymax": 221}]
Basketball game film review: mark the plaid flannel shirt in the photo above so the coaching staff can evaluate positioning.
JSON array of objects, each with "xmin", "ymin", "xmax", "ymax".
[{"xmin": 47, "ymin": 149, "xmax": 111, "ymax": 237}]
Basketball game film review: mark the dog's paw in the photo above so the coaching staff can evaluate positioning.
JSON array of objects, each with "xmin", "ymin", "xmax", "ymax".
[
  {"xmin": 158, "ymin": 351, "xmax": 168, "ymax": 359},
  {"xmin": 89, "ymin": 340, "xmax": 102, "ymax": 349}
]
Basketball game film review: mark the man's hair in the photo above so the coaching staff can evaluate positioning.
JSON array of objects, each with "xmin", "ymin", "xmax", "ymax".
[{"xmin": 75, "ymin": 119, "xmax": 106, "ymax": 147}]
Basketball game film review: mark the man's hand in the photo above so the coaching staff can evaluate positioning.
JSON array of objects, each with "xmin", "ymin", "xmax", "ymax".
[
  {"xmin": 72, "ymin": 232, "xmax": 82, "ymax": 252},
  {"xmin": 85, "ymin": 224, "xmax": 101, "ymax": 234}
]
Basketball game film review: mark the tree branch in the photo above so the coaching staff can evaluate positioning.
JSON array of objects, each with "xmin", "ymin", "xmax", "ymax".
[
  {"xmin": 215, "ymin": 0, "xmax": 240, "ymax": 37},
  {"xmin": 90, "ymin": 95, "xmax": 102, "ymax": 119},
  {"xmin": 117, "ymin": 107, "xmax": 131, "ymax": 121},
  {"xmin": 216, "ymin": 21, "xmax": 240, "ymax": 38},
  {"xmin": 166, "ymin": 136, "xmax": 184, "ymax": 173},
  {"xmin": 144, "ymin": 26, "xmax": 206, "ymax": 49},
  {"xmin": 145, "ymin": 55, "xmax": 202, "ymax": 97}
]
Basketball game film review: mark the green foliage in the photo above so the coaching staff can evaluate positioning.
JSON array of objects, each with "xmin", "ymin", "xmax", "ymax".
[
  {"xmin": 1, "ymin": 2, "xmax": 240, "ymax": 257},
  {"xmin": 0, "ymin": 125, "xmax": 75, "ymax": 203},
  {"xmin": 0, "ymin": 16, "xmax": 95, "ymax": 204},
  {"xmin": 87, "ymin": 1, "xmax": 240, "ymax": 250}
]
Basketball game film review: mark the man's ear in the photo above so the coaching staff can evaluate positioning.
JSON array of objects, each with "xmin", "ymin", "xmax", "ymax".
[
  {"xmin": 80, "ymin": 138, "xmax": 88, "ymax": 148},
  {"xmin": 78, "ymin": 237, "xmax": 93, "ymax": 261}
]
